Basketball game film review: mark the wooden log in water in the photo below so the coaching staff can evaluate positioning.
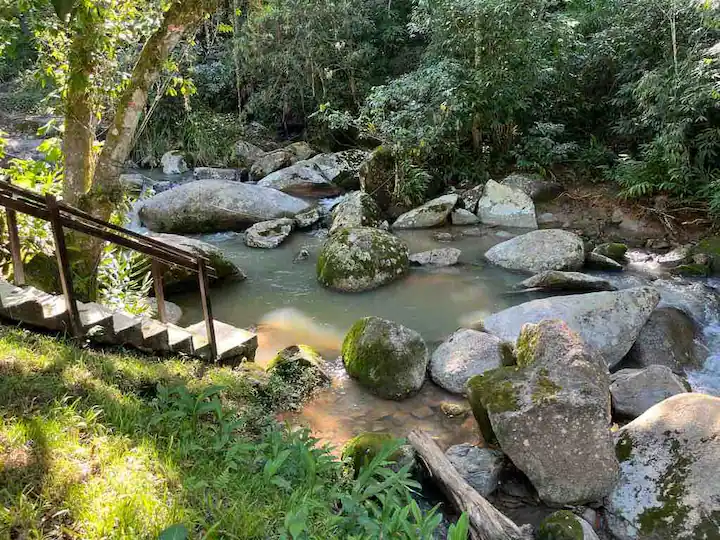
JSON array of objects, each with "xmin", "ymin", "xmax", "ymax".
[{"xmin": 407, "ymin": 429, "xmax": 533, "ymax": 540}]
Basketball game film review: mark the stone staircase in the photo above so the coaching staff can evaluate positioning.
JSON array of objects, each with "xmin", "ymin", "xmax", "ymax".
[{"xmin": 0, "ymin": 279, "xmax": 257, "ymax": 363}]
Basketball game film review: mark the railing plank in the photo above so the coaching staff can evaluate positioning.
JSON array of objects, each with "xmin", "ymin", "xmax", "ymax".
[
  {"xmin": 198, "ymin": 259, "xmax": 218, "ymax": 361},
  {"xmin": 151, "ymin": 260, "xmax": 167, "ymax": 324},
  {"xmin": 5, "ymin": 207, "xmax": 25, "ymax": 286}
]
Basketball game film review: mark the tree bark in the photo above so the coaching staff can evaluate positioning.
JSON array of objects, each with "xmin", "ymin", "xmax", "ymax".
[{"xmin": 407, "ymin": 430, "xmax": 533, "ymax": 540}]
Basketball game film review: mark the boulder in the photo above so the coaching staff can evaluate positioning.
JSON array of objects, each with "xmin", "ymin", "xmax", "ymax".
[
  {"xmin": 267, "ymin": 344, "xmax": 329, "ymax": 383},
  {"xmin": 625, "ymin": 307, "xmax": 699, "ymax": 374},
  {"xmin": 445, "ymin": 443, "xmax": 504, "ymax": 496},
  {"xmin": 341, "ymin": 432, "xmax": 415, "ymax": 474},
  {"xmin": 145, "ymin": 298, "xmax": 183, "ymax": 325},
  {"xmin": 594, "ymin": 242, "xmax": 628, "ymax": 262},
  {"xmin": 500, "ymin": 173, "xmax": 564, "ymax": 203},
  {"xmin": 460, "ymin": 185, "xmax": 484, "ymax": 213},
  {"xmin": 483, "ymin": 287, "xmax": 660, "ymax": 369},
  {"xmin": 409, "ymin": 247, "xmax": 462, "ymax": 267},
  {"xmin": 477, "ymin": 179, "xmax": 538, "ymax": 229},
  {"xmin": 138, "ymin": 180, "xmax": 310, "ymax": 233},
  {"xmin": 317, "ymin": 228, "xmax": 409, "ymax": 292},
  {"xmin": 586, "ymin": 251, "xmax": 624, "ymax": 271},
  {"xmin": 250, "ymin": 150, "xmax": 292, "ymax": 180},
  {"xmin": 653, "ymin": 278, "xmax": 720, "ymax": 327},
  {"xmin": 234, "ymin": 140, "xmax": 265, "ymax": 166},
  {"xmin": 467, "ymin": 320, "xmax": 619, "ymax": 505},
  {"xmin": 537, "ymin": 511, "xmax": 600, "ymax": 540},
  {"xmin": 517, "ymin": 271, "xmax": 616, "ymax": 292},
  {"xmin": 145, "ymin": 232, "xmax": 245, "ymax": 288},
  {"xmin": 342, "ymin": 316, "xmax": 429, "ymax": 399},
  {"xmin": 359, "ymin": 146, "xmax": 394, "ymax": 210},
  {"xmin": 161, "ymin": 151, "xmax": 188, "ymax": 175},
  {"xmin": 329, "ymin": 191, "xmax": 383, "ymax": 234},
  {"xmin": 193, "ymin": 167, "xmax": 238, "ymax": 181},
  {"xmin": 293, "ymin": 206, "xmax": 321, "ymax": 229},
  {"xmin": 429, "ymin": 329, "xmax": 513, "ymax": 394},
  {"xmin": 307, "ymin": 150, "xmax": 369, "ymax": 190},
  {"xmin": 695, "ymin": 236, "xmax": 720, "ymax": 273},
  {"xmin": 392, "ymin": 194, "xmax": 458, "ymax": 229},
  {"xmin": 244, "ymin": 218, "xmax": 294, "ymax": 249},
  {"xmin": 451, "ymin": 208, "xmax": 480, "ymax": 225},
  {"xmin": 610, "ymin": 366, "xmax": 688, "ymax": 419},
  {"xmin": 484, "ymin": 229, "xmax": 585, "ymax": 274},
  {"xmin": 257, "ymin": 162, "xmax": 340, "ymax": 197},
  {"xmin": 605, "ymin": 393, "xmax": 720, "ymax": 540},
  {"xmin": 119, "ymin": 173, "xmax": 152, "ymax": 192},
  {"xmin": 284, "ymin": 141, "xmax": 316, "ymax": 162}
]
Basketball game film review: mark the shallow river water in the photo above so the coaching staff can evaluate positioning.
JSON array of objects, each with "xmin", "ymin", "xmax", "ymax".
[{"xmin": 162, "ymin": 223, "xmax": 720, "ymax": 453}]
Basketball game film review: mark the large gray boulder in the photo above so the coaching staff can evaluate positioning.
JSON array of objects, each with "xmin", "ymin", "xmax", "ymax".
[
  {"xmin": 257, "ymin": 162, "xmax": 340, "ymax": 197},
  {"xmin": 307, "ymin": 150, "xmax": 369, "ymax": 190},
  {"xmin": 476, "ymin": 179, "xmax": 538, "ymax": 229},
  {"xmin": 429, "ymin": 329, "xmax": 512, "ymax": 394},
  {"xmin": 484, "ymin": 229, "xmax": 585, "ymax": 274},
  {"xmin": 605, "ymin": 393, "xmax": 720, "ymax": 540},
  {"xmin": 392, "ymin": 194, "xmax": 458, "ymax": 229},
  {"xmin": 329, "ymin": 191, "xmax": 383, "ymax": 234},
  {"xmin": 460, "ymin": 185, "xmax": 484, "ymax": 213},
  {"xmin": 138, "ymin": 180, "xmax": 310, "ymax": 233},
  {"xmin": 445, "ymin": 444, "xmax": 504, "ymax": 496},
  {"xmin": 244, "ymin": 218, "xmax": 294, "ymax": 249},
  {"xmin": 250, "ymin": 149, "xmax": 293, "ymax": 180},
  {"xmin": 234, "ymin": 140, "xmax": 265, "ymax": 166},
  {"xmin": 517, "ymin": 271, "xmax": 616, "ymax": 293},
  {"xmin": 342, "ymin": 316, "xmax": 428, "ymax": 399},
  {"xmin": 467, "ymin": 320, "xmax": 619, "ymax": 505},
  {"xmin": 483, "ymin": 287, "xmax": 660, "ymax": 369},
  {"xmin": 625, "ymin": 307, "xmax": 699, "ymax": 374},
  {"xmin": 610, "ymin": 366, "xmax": 688, "ymax": 419},
  {"xmin": 500, "ymin": 173, "xmax": 563, "ymax": 203},
  {"xmin": 317, "ymin": 227, "xmax": 409, "ymax": 292},
  {"xmin": 451, "ymin": 208, "xmax": 480, "ymax": 225}
]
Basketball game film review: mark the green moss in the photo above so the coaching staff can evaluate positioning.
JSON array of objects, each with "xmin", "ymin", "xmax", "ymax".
[
  {"xmin": 537, "ymin": 511, "xmax": 584, "ymax": 540},
  {"xmin": 671, "ymin": 263, "xmax": 710, "ymax": 277},
  {"xmin": 467, "ymin": 371, "xmax": 520, "ymax": 414},
  {"xmin": 499, "ymin": 342, "xmax": 516, "ymax": 366},
  {"xmin": 696, "ymin": 236, "xmax": 720, "ymax": 274},
  {"xmin": 515, "ymin": 324, "xmax": 540, "ymax": 367},
  {"xmin": 341, "ymin": 433, "xmax": 395, "ymax": 473},
  {"xmin": 615, "ymin": 432, "xmax": 634, "ymax": 463},
  {"xmin": 531, "ymin": 374, "xmax": 561, "ymax": 405},
  {"xmin": 266, "ymin": 345, "xmax": 327, "ymax": 383},
  {"xmin": 595, "ymin": 242, "xmax": 628, "ymax": 262}
]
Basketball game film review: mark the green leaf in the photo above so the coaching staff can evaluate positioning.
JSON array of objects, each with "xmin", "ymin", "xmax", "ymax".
[{"xmin": 158, "ymin": 524, "xmax": 189, "ymax": 540}]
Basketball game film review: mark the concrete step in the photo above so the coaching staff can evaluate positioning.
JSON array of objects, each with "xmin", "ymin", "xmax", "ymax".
[
  {"xmin": 138, "ymin": 318, "xmax": 170, "ymax": 352},
  {"xmin": 166, "ymin": 324, "xmax": 195, "ymax": 355},
  {"xmin": 184, "ymin": 320, "xmax": 258, "ymax": 364}
]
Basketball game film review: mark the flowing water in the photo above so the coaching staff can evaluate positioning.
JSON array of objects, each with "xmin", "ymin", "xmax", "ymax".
[{"xmin": 160, "ymin": 223, "xmax": 720, "ymax": 452}]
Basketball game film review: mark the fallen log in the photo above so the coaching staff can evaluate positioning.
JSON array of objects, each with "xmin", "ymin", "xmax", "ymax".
[{"xmin": 407, "ymin": 429, "xmax": 533, "ymax": 540}]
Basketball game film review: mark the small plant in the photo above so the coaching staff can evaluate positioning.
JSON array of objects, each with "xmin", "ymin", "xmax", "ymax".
[{"xmin": 96, "ymin": 247, "xmax": 153, "ymax": 316}]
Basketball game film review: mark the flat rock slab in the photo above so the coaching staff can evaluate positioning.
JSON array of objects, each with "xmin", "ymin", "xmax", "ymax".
[
  {"xmin": 409, "ymin": 248, "xmax": 462, "ymax": 267},
  {"xmin": 245, "ymin": 218, "xmax": 294, "ymax": 248},
  {"xmin": 518, "ymin": 271, "xmax": 616, "ymax": 292},
  {"xmin": 485, "ymin": 229, "xmax": 585, "ymax": 274}
]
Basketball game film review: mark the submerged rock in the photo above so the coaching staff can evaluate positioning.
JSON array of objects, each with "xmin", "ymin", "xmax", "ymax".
[
  {"xmin": 483, "ymin": 287, "xmax": 660, "ymax": 369},
  {"xmin": 605, "ymin": 393, "xmax": 720, "ymax": 540},
  {"xmin": 451, "ymin": 208, "xmax": 480, "ymax": 225},
  {"xmin": 329, "ymin": 191, "xmax": 383, "ymax": 234},
  {"xmin": 445, "ymin": 443, "xmax": 504, "ymax": 496},
  {"xmin": 293, "ymin": 206, "xmax": 321, "ymax": 229},
  {"xmin": 610, "ymin": 366, "xmax": 688, "ymax": 419},
  {"xmin": 484, "ymin": 229, "xmax": 585, "ymax": 274},
  {"xmin": 244, "ymin": 218, "xmax": 294, "ymax": 249},
  {"xmin": 500, "ymin": 173, "xmax": 564, "ymax": 203},
  {"xmin": 467, "ymin": 320, "xmax": 618, "ymax": 505},
  {"xmin": 317, "ymin": 227, "xmax": 409, "ymax": 292},
  {"xmin": 409, "ymin": 248, "xmax": 461, "ymax": 267},
  {"xmin": 138, "ymin": 180, "xmax": 310, "ymax": 233},
  {"xmin": 392, "ymin": 194, "xmax": 458, "ymax": 229},
  {"xmin": 342, "ymin": 316, "xmax": 428, "ymax": 400},
  {"xmin": 476, "ymin": 179, "xmax": 537, "ymax": 229},
  {"xmin": 537, "ymin": 511, "xmax": 599, "ymax": 540},
  {"xmin": 161, "ymin": 150, "xmax": 188, "ymax": 175},
  {"xmin": 429, "ymin": 329, "xmax": 512, "ymax": 394},
  {"xmin": 517, "ymin": 271, "xmax": 616, "ymax": 292}
]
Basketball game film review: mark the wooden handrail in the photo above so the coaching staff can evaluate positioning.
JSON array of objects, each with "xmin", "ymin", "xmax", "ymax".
[{"xmin": 0, "ymin": 180, "xmax": 220, "ymax": 361}]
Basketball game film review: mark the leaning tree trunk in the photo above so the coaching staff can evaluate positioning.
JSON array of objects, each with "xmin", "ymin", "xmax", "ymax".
[{"xmin": 65, "ymin": 0, "xmax": 219, "ymax": 299}]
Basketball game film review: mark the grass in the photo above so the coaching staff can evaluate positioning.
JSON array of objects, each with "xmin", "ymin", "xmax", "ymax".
[{"xmin": 0, "ymin": 325, "xmax": 453, "ymax": 539}]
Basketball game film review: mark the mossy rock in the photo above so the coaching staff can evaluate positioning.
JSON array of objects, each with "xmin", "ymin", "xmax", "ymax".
[
  {"xmin": 317, "ymin": 227, "xmax": 409, "ymax": 293},
  {"xmin": 466, "ymin": 370, "xmax": 520, "ymax": 444},
  {"xmin": 266, "ymin": 344, "xmax": 329, "ymax": 382},
  {"xmin": 342, "ymin": 316, "xmax": 428, "ymax": 400},
  {"xmin": 670, "ymin": 263, "xmax": 710, "ymax": 277},
  {"xmin": 537, "ymin": 511, "xmax": 586, "ymax": 540},
  {"xmin": 695, "ymin": 236, "xmax": 720, "ymax": 273},
  {"xmin": 593, "ymin": 242, "xmax": 628, "ymax": 262},
  {"xmin": 341, "ymin": 432, "xmax": 414, "ymax": 475}
]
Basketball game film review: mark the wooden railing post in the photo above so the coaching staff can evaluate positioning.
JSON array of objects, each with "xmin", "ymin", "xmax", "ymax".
[
  {"xmin": 150, "ymin": 260, "xmax": 167, "ymax": 323},
  {"xmin": 198, "ymin": 258, "xmax": 218, "ymax": 361},
  {"xmin": 3, "ymin": 178, "xmax": 25, "ymax": 285},
  {"xmin": 46, "ymin": 194, "xmax": 82, "ymax": 337}
]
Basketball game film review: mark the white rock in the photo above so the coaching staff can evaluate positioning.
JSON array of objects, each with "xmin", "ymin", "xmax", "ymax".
[
  {"xmin": 477, "ymin": 179, "xmax": 537, "ymax": 229},
  {"xmin": 161, "ymin": 151, "xmax": 188, "ymax": 175}
]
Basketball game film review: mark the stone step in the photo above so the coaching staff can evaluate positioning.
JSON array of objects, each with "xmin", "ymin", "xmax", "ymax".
[
  {"xmin": 184, "ymin": 320, "xmax": 258, "ymax": 364},
  {"xmin": 109, "ymin": 312, "xmax": 144, "ymax": 345},
  {"xmin": 138, "ymin": 318, "xmax": 170, "ymax": 352},
  {"xmin": 166, "ymin": 324, "xmax": 195, "ymax": 355}
]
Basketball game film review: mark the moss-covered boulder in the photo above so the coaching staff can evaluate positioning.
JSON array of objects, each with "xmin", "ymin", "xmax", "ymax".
[
  {"xmin": 467, "ymin": 320, "xmax": 618, "ymax": 506},
  {"xmin": 694, "ymin": 236, "xmax": 720, "ymax": 273},
  {"xmin": 341, "ymin": 432, "xmax": 415, "ymax": 475},
  {"xmin": 538, "ymin": 511, "xmax": 599, "ymax": 540},
  {"xmin": 593, "ymin": 242, "xmax": 628, "ymax": 262},
  {"xmin": 605, "ymin": 393, "xmax": 720, "ymax": 540},
  {"xmin": 267, "ymin": 344, "xmax": 329, "ymax": 383},
  {"xmin": 317, "ymin": 228, "xmax": 409, "ymax": 293},
  {"xmin": 342, "ymin": 316, "xmax": 428, "ymax": 400},
  {"xmin": 392, "ymin": 194, "xmax": 458, "ymax": 229},
  {"xmin": 329, "ymin": 191, "xmax": 383, "ymax": 235}
]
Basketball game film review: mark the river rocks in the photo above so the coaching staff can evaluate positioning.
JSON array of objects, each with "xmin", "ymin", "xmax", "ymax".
[
  {"xmin": 409, "ymin": 248, "xmax": 462, "ymax": 267},
  {"xmin": 138, "ymin": 180, "xmax": 310, "ymax": 233},
  {"xmin": 317, "ymin": 228, "xmax": 409, "ymax": 292},
  {"xmin": 267, "ymin": 344, "xmax": 329, "ymax": 383},
  {"xmin": 392, "ymin": 194, "xmax": 458, "ymax": 229},
  {"xmin": 341, "ymin": 432, "xmax": 415, "ymax": 474},
  {"xmin": 610, "ymin": 366, "xmax": 688, "ymax": 419},
  {"xmin": 500, "ymin": 173, "xmax": 563, "ymax": 203},
  {"xmin": 625, "ymin": 307, "xmax": 699, "ymax": 373},
  {"xmin": 653, "ymin": 278, "xmax": 720, "ymax": 327},
  {"xmin": 342, "ymin": 316, "xmax": 429, "ymax": 399},
  {"xmin": 484, "ymin": 229, "xmax": 585, "ymax": 274},
  {"xmin": 293, "ymin": 206, "xmax": 321, "ymax": 229},
  {"xmin": 593, "ymin": 242, "xmax": 628, "ymax": 262},
  {"xmin": 145, "ymin": 232, "xmax": 245, "ymax": 287},
  {"xmin": 307, "ymin": 150, "xmax": 369, "ymax": 190},
  {"xmin": 250, "ymin": 149, "xmax": 292, "ymax": 180},
  {"xmin": 244, "ymin": 218, "xmax": 294, "ymax": 248},
  {"xmin": 161, "ymin": 150, "xmax": 188, "ymax": 175},
  {"xmin": 119, "ymin": 172, "xmax": 152, "ymax": 192},
  {"xmin": 429, "ymin": 329, "xmax": 512, "ymax": 394},
  {"xmin": 695, "ymin": 236, "xmax": 720, "ymax": 273},
  {"xmin": 193, "ymin": 167, "xmax": 238, "ymax": 181},
  {"xmin": 537, "ymin": 511, "xmax": 600, "ymax": 540},
  {"xmin": 257, "ymin": 162, "xmax": 340, "ymax": 197},
  {"xmin": 445, "ymin": 444, "xmax": 504, "ymax": 496},
  {"xmin": 460, "ymin": 185, "xmax": 484, "ymax": 213},
  {"xmin": 657, "ymin": 244, "xmax": 694, "ymax": 268},
  {"xmin": 451, "ymin": 208, "xmax": 480, "ymax": 225},
  {"xmin": 586, "ymin": 251, "xmax": 624, "ymax": 271},
  {"xmin": 483, "ymin": 287, "xmax": 660, "ymax": 369},
  {"xmin": 234, "ymin": 140, "xmax": 265, "ymax": 166},
  {"xmin": 285, "ymin": 141, "xmax": 316, "ymax": 162},
  {"xmin": 517, "ymin": 271, "xmax": 616, "ymax": 292},
  {"xmin": 329, "ymin": 191, "xmax": 383, "ymax": 234},
  {"xmin": 477, "ymin": 179, "xmax": 538, "ymax": 229},
  {"xmin": 605, "ymin": 393, "xmax": 720, "ymax": 540},
  {"xmin": 467, "ymin": 320, "xmax": 618, "ymax": 505}
]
